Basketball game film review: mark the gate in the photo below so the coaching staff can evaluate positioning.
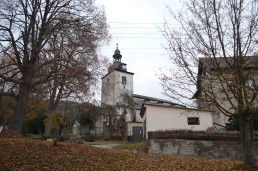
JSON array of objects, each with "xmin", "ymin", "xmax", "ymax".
[{"xmin": 132, "ymin": 126, "xmax": 143, "ymax": 141}]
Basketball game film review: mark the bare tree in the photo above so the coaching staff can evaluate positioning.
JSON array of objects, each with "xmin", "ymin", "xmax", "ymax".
[
  {"xmin": 100, "ymin": 104, "xmax": 121, "ymax": 139},
  {"xmin": 0, "ymin": 0, "xmax": 110, "ymax": 133},
  {"xmin": 160, "ymin": 0, "xmax": 258, "ymax": 168},
  {"xmin": 75, "ymin": 102, "xmax": 104, "ymax": 135},
  {"xmin": 116, "ymin": 93, "xmax": 136, "ymax": 120},
  {"xmin": 41, "ymin": 8, "xmax": 109, "ymax": 135},
  {"xmin": 101, "ymin": 93, "xmax": 136, "ymax": 140}
]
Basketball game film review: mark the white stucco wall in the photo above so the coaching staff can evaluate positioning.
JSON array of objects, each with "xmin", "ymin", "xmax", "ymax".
[
  {"xmin": 135, "ymin": 110, "xmax": 144, "ymax": 122},
  {"xmin": 114, "ymin": 71, "xmax": 134, "ymax": 105},
  {"xmin": 144, "ymin": 104, "xmax": 213, "ymax": 139},
  {"xmin": 101, "ymin": 71, "xmax": 116, "ymax": 106}
]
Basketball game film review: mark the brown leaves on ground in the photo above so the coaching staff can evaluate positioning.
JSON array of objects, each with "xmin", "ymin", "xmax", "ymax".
[
  {"xmin": 0, "ymin": 138, "xmax": 257, "ymax": 171},
  {"xmin": 0, "ymin": 129, "xmax": 24, "ymax": 139}
]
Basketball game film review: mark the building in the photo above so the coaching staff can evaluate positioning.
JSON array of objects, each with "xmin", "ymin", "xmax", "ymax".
[
  {"xmin": 101, "ymin": 45, "xmax": 214, "ymax": 140},
  {"xmin": 193, "ymin": 57, "xmax": 258, "ymax": 130},
  {"xmin": 140, "ymin": 103, "xmax": 213, "ymax": 139},
  {"xmin": 101, "ymin": 44, "xmax": 135, "ymax": 139}
]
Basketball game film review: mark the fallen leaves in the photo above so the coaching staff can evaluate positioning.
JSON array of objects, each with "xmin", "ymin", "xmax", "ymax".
[
  {"xmin": 0, "ymin": 138, "xmax": 257, "ymax": 171},
  {"xmin": 0, "ymin": 129, "xmax": 23, "ymax": 138}
]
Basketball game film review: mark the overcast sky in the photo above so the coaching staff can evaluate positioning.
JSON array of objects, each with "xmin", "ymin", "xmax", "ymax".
[{"xmin": 95, "ymin": 0, "xmax": 183, "ymax": 101}]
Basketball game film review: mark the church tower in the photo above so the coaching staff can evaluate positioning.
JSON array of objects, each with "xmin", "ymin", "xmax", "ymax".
[
  {"xmin": 101, "ymin": 45, "xmax": 134, "ymax": 138},
  {"xmin": 101, "ymin": 44, "xmax": 134, "ymax": 107}
]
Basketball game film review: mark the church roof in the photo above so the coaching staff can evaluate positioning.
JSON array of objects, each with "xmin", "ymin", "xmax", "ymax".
[
  {"xmin": 101, "ymin": 68, "xmax": 134, "ymax": 79},
  {"xmin": 132, "ymin": 94, "xmax": 183, "ymax": 110}
]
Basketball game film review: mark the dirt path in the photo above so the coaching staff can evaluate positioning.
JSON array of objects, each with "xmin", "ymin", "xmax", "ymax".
[{"xmin": 90, "ymin": 144, "xmax": 120, "ymax": 149}]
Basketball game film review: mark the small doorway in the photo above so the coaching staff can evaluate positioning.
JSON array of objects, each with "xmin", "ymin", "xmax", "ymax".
[{"xmin": 132, "ymin": 126, "xmax": 143, "ymax": 141}]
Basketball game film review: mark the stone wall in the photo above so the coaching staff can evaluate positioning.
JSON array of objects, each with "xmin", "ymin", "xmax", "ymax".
[{"xmin": 148, "ymin": 139, "xmax": 258, "ymax": 160}]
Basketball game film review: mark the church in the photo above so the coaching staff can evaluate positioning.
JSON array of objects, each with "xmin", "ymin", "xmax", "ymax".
[{"xmin": 100, "ymin": 45, "xmax": 214, "ymax": 141}]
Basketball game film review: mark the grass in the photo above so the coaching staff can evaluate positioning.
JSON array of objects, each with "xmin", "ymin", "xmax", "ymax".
[
  {"xmin": 25, "ymin": 133, "xmax": 47, "ymax": 140},
  {"xmin": 254, "ymin": 131, "xmax": 258, "ymax": 137},
  {"xmin": 24, "ymin": 133, "xmax": 126, "ymax": 145},
  {"xmin": 112, "ymin": 141, "xmax": 146, "ymax": 151},
  {"xmin": 84, "ymin": 140, "xmax": 125, "ymax": 145}
]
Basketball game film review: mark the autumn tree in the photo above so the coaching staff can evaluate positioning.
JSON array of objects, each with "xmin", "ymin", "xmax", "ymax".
[
  {"xmin": 24, "ymin": 98, "xmax": 47, "ymax": 134},
  {"xmin": 160, "ymin": 0, "xmax": 258, "ymax": 168},
  {"xmin": 0, "ymin": 96, "xmax": 16, "ymax": 126},
  {"xmin": 0, "ymin": 0, "xmax": 110, "ymax": 133},
  {"xmin": 41, "ymin": 3, "xmax": 109, "ymax": 135}
]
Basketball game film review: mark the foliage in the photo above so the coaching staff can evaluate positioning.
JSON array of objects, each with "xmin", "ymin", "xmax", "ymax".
[
  {"xmin": 0, "ymin": 96, "xmax": 16, "ymax": 125},
  {"xmin": 44, "ymin": 9, "xmax": 110, "ymax": 112},
  {"xmin": 58, "ymin": 134, "xmax": 71, "ymax": 142},
  {"xmin": 44, "ymin": 112, "xmax": 64, "ymax": 135},
  {"xmin": 151, "ymin": 130, "xmax": 242, "ymax": 141},
  {"xmin": 77, "ymin": 112, "xmax": 95, "ymax": 129},
  {"xmin": 24, "ymin": 99, "xmax": 47, "ymax": 134},
  {"xmin": 25, "ymin": 100, "xmax": 47, "ymax": 121},
  {"xmin": 0, "ymin": 138, "xmax": 257, "ymax": 170},
  {"xmin": 83, "ymin": 133, "xmax": 95, "ymax": 142},
  {"xmin": 0, "ymin": 0, "xmax": 110, "ymax": 133},
  {"xmin": 76, "ymin": 103, "xmax": 104, "ymax": 134}
]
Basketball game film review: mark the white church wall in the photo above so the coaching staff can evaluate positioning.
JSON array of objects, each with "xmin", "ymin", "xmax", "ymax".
[
  {"xmin": 113, "ymin": 71, "xmax": 133, "ymax": 105},
  {"xmin": 135, "ymin": 110, "xmax": 145, "ymax": 122},
  {"xmin": 101, "ymin": 72, "xmax": 116, "ymax": 106}
]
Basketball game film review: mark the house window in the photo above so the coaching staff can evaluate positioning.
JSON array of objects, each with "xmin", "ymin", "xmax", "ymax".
[
  {"xmin": 122, "ymin": 76, "xmax": 126, "ymax": 85},
  {"xmin": 187, "ymin": 117, "xmax": 200, "ymax": 125},
  {"xmin": 247, "ymin": 78, "xmax": 255, "ymax": 89}
]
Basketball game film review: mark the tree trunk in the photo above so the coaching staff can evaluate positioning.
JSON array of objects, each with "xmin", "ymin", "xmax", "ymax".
[
  {"xmin": 239, "ymin": 116, "xmax": 256, "ymax": 168},
  {"xmin": 44, "ymin": 103, "xmax": 60, "ymax": 136},
  {"xmin": 12, "ymin": 84, "xmax": 29, "ymax": 133},
  {"xmin": 44, "ymin": 110, "xmax": 54, "ymax": 137},
  {"xmin": 44, "ymin": 122, "xmax": 52, "ymax": 136},
  {"xmin": 44, "ymin": 80, "xmax": 63, "ymax": 136}
]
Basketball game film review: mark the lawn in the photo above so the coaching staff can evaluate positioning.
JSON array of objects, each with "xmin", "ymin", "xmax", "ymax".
[
  {"xmin": 112, "ymin": 141, "xmax": 147, "ymax": 151},
  {"xmin": 0, "ymin": 138, "xmax": 257, "ymax": 170},
  {"xmin": 84, "ymin": 140, "xmax": 125, "ymax": 145}
]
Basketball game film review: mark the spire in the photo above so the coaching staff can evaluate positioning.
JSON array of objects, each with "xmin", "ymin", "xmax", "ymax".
[{"xmin": 113, "ymin": 44, "xmax": 122, "ymax": 62}]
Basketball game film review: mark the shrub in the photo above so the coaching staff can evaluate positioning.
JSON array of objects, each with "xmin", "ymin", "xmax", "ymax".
[
  {"xmin": 83, "ymin": 133, "xmax": 95, "ymax": 142},
  {"xmin": 59, "ymin": 135, "xmax": 71, "ymax": 142},
  {"xmin": 152, "ymin": 129, "xmax": 242, "ymax": 141}
]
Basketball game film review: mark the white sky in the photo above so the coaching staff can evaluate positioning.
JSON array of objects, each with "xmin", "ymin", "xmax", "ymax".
[{"xmin": 95, "ymin": 0, "xmax": 183, "ymax": 101}]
